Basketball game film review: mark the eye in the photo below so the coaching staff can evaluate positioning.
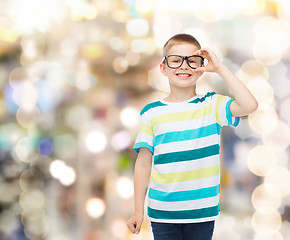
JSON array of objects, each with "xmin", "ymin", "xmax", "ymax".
[{"xmin": 169, "ymin": 58, "xmax": 181, "ymax": 63}]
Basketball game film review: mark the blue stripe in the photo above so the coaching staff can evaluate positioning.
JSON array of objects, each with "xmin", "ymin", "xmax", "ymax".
[
  {"xmin": 154, "ymin": 123, "xmax": 220, "ymax": 146},
  {"xmin": 154, "ymin": 144, "xmax": 219, "ymax": 165},
  {"xmin": 148, "ymin": 205, "xmax": 219, "ymax": 220},
  {"xmin": 133, "ymin": 142, "xmax": 154, "ymax": 154},
  {"xmin": 189, "ymin": 91, "xmax": 216, "ymax": 104},
  {"xmin": 149, "ymin": 185, "xmax": 220, "ymax": 202},
  {"xmin": 226, "ymin": 99, "xmax": 234, "ymax": 126},
  {"xmin": 233, "ymin": 116, "xmax": 240, "ymax": 127},
  {"xmin": 225, "ymin": 98, "xmax": 240, "ymax": 127},
  {"xmin": 217, "ymin": 124, "xmax": 222, "ymax": 135},
  {"xmin": 140, "ymin": 101, "xmax": 167, "ymax": 116}
]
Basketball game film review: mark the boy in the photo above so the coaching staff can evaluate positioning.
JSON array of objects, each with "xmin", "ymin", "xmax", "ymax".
[{"xmin": 127, "ymin": 33, "xmax": 258, "ymax": 240}]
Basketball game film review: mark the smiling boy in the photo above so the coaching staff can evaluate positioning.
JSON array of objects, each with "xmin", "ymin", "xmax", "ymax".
[{"xmin": 127, "ymin": 33, "xmax": 258, "ymax": 240}]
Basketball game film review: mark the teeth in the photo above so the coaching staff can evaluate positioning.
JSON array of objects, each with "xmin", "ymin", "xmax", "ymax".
[{"xmin": 178, "ymin": 74, "xmax": 190, "ymax": 77}]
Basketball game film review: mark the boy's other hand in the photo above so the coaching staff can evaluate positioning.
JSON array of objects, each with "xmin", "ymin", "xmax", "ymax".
[
  {"xmin": 194, "ymin": 48, "xmax": 224, "ymax": 74},
  {"xmin": 127, "ymin": 212, "xmax": 144, "ymax": 234}
]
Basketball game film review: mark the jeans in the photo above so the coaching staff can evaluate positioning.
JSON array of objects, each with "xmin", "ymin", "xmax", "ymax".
[{"xmin": 151, "ymin": 221, "xmax": 215, "ymax": 240}]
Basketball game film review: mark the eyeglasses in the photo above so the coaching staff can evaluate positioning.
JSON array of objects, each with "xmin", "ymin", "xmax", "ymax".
[{"xmin": 162, "ymin": 55, "xmax": 204, "ymax": 69}]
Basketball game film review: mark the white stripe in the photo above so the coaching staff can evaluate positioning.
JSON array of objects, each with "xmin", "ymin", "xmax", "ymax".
[
  {"xmin": 153, "ymin": 116, "xmax": 216, "ymax": 136},
  {"xmin": 154, "ymin": 134, "xmax": 219, "ymax": 156},
  {"xmin": 152, "ymin": 154, "xmax": 220, "ymax": 174},
  {"xmin": 150, "ymin": 175, "xmax": 220, "ymax": 192},
  {"xmin": 218, "ymin": 97, "xmax": 230, "ymax": 126},
  {"xmin": 135, "ymin": 133, "xmax": 153, "ymax": 145},
  {"xmin": 210, "ymin": 93, "xmax": 219, "ymax": 109},
  {"xmin": 148, "ymin": 195, "xmax": 219, "ymax": 211},
  {"xmin": 148, "ymin": 214, "xmax": 219, "ymax": 223},
  {"xmin": 149, "ymin": 98, "xmax": 211, "ymax": 116},
  {"xmin": 140, "ymin": 116, "xmax": 151, "ymax": 125}
]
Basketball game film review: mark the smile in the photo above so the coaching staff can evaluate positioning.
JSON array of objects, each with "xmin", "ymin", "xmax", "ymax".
[{"xmin": 176, "ymin": 73, "xmax": 192, "ymax": 77}]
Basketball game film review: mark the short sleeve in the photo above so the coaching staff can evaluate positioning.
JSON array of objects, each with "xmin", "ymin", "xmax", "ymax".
[
  {"xmin": 133, "ymin": 108, "xmax": 154, "ymax": 154},
  {"xmin": 211, "ymin": 93, "xmax": 240, "ymax": 127}
]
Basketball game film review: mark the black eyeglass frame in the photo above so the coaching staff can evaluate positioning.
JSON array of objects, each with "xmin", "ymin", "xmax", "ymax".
[{"xmin": 162, "ymin": 55, "xmax": 204, "ymax": 69}]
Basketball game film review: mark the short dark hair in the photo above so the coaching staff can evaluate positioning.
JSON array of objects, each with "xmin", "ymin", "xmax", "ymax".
[{"xmin": 163, "ymin": 33, "xmax": 201, "ymax": 56}]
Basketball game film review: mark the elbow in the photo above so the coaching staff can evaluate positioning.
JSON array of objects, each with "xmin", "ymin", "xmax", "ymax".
[
  {"xmin": 249, "ymin": 99, "xmax": 258, "ymax": 114},
  {"xmin": 231, "ymin": 99, "xmax": 258, "ymax": 117}
]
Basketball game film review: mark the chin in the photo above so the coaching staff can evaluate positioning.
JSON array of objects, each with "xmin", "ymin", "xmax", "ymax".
[
  {"xmin": 179, "ymin": 81, "xmax": 198, "ymax": 87},
  {"xmin": 175, "ymin": 83, "xmax": 197, "ymax": 89},
  {"xmin": 169, "ymin": 78, "xmax": 199, "ymax": 88}
]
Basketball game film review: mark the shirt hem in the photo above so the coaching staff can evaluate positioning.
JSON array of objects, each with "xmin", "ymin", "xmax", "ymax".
[{"xmin": 147, "ymin": 213, "xmax": 220, "ymax": 224}]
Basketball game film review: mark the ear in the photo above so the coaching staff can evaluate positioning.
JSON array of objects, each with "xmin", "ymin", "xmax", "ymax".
[{"xmin": 160, "ymin": 63, "xmax": 167, "ymax": 76}]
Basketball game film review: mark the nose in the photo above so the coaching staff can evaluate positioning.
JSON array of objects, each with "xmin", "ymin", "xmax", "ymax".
[{"xmin": 180, "ymin": 58, "xmax": 189, "ymax": 69}]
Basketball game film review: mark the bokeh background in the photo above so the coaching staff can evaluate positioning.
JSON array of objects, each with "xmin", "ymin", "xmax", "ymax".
[{"xmin": 0, "ymin": 0, "xmax": 290, "ymax": 239}]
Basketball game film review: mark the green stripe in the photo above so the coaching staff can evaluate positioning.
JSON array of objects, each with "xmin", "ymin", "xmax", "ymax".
[
  {"xmin": 140, "ymin": 92, "xmax": 216, "ymax": 117},
  {"xmin": 141, "ymin": 101, "xmax": 166, "ymax": 116},
  {"xmin": 189, "ymin": 91, "xmax": 216, "ymax": 104},
  {"xmin": 154, "ymin": 144, "xmax": 220, "ymax": 165},
  {"xmin": 148, "ymin": 205, "xmax": 219, "ymax": 220}
]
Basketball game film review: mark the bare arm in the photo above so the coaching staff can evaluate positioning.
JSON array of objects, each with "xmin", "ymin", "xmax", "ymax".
[
  {"xmin": 127, "ymin": 147, "xmax": 152, "ymax": 234},
  {"xmin": 194, "ymin": 48, "xmax": 258, "ymax": 117},
  {"xmin": 216, "ymin": 65, "xmax": 258, "ymax": 117}
]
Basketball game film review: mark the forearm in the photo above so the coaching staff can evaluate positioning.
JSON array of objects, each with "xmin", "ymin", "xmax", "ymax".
[
  {"xmin": 133, "ymin": 150, "xmax": 152, "ymax": 214},
  {"xmin": 127, "ymin": 148, "xmax": 152, "ymax": 235},
  {"xmin": 194, "ymin": 48, "xmax": 258, "ymax": 116},
  {"xmin": 217, "ymin": 64, "xmax": 258, "ymax": 116},
  {"xmin": 134, "ymin": 162, "xmax": 151, "ymax": 213}
]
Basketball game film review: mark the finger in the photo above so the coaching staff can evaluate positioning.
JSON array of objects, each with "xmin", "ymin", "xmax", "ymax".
[
  {"xmin": 195, "ymin": 52, "xmax": 209, "ymax": 60},
  {"xmin": 135, "ymin": 222, "xmax": 142, "ymax": 234},
  {"xmin": 194, "ymin": 67, "xmax": 206, "ymax": 72},
  {"xmin": 127, "ymin": 221, "xmax": 137, "ymax": 234},
  {"xmin": 193, "ymin": 50, "xmax": 203, "ymax": 57},
  {"xmin": 194, "ymin": 49, "xmax": 213, "ymax": 59},
  {"xmin": 194, "ymin": 48, "xmax": 209, "ymax": 55},
  {"xmin": 199, "ymin": 47, "xmax": 212, "ymax": 53}
]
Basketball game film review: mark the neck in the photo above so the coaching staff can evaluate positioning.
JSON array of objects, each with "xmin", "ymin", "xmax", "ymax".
[{"xmin": 165, "ymin": 86, "xmax": 197, "ymax": 102}]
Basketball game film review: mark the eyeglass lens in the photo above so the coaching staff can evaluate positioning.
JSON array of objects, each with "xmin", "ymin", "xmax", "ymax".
[{"xmin": 166, "ymin": 55, "xmax": 203, "ymax": 69}]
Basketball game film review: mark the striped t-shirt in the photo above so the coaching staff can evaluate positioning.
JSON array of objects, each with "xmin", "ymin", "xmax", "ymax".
[{"xmin": 133, "ymin": 92, "xmax": 240, "ymax": 223}]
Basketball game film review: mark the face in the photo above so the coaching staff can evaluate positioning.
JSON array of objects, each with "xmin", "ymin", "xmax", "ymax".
[{"xmin": 160, "ymin": 43, "xmax": 204, "ymax": 89}]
